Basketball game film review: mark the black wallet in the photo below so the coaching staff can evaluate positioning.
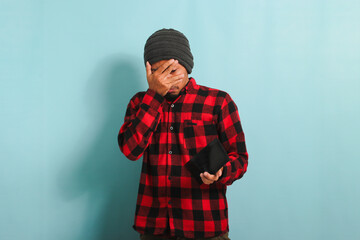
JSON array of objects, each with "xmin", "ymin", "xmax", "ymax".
[{"xmin": 185, "ymin": 138, "xmax": 230, "ymax": 184}]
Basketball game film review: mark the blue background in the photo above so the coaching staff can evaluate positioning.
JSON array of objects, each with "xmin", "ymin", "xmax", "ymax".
[{"xmin": 1, "ymin": 0, "xmax": 359, "ymax": 239}]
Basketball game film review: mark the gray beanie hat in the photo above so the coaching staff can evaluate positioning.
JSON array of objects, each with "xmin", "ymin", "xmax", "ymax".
[{"xmin": 144, "ymin": 28, "xmax": 194, "ymax": 74}]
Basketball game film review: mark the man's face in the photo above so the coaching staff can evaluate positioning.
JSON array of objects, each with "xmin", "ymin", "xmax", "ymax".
[{"xmin": 151, "ymin": 59, "xmax": 189, "ymax": 97}]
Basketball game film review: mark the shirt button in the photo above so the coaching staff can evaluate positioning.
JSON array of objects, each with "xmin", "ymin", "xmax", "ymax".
[
  {"xmin": 168, "ymin": 201, "xmax": 172, "ymax": 205},
  {"xmin": 169, "ymin": 150, "xmax": 172, "ymax": 154},
  {"xmin": 168, "ymin": 176, "xmax": 172, "ymax": 180},
  {"xmin": 170, "ymin": 126, "xmax": 173, "ymax": 131},
  {"xmin": 171, "ymin": 104, "xmax": 174, "ymax": 108}
]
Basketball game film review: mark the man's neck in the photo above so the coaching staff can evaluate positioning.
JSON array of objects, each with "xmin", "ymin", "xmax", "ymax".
[{"xmin": 164, "ymin": 93, "xmax": 179, "ymax": 102}]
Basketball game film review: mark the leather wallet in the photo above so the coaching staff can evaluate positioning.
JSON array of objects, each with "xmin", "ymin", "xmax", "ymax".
[{"xmin": 185, "ymin": 138, "xmax": 230, "ymax": 184}]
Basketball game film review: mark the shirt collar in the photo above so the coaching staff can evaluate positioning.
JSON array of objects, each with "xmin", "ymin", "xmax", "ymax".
[{"xmin": 180, "ymin": 77, "xmax": 196, "ymax": 95}]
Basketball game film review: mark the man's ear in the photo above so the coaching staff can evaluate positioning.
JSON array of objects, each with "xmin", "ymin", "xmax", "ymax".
[{"xmin": 146, "ymin": 61, "xmax": 152, "ymax": 76}]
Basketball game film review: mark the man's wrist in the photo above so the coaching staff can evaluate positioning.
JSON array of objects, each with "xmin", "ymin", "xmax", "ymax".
[
  {"xmin": 137, "ymin": 88, "xmax": 165, "ymax": 118},
  {"xmin": 145, "ymin": 88, "xmax": 165, "ymax": 105},
  {"xmin": 217, "ymin": 162, "xmax": 230, "ymax": 183}
]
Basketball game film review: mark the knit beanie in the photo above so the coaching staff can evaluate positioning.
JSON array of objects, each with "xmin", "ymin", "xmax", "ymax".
[{"xmin": 144, "ymin": 28, "xmax": 194, "ymax": 74}]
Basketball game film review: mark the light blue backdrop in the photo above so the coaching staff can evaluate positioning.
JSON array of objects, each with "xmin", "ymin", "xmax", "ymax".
[{"xmin": 1, "ymin": 0, "xmax": 359, "ymax": 239}]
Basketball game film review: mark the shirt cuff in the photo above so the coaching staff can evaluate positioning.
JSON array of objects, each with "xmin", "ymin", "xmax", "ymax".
[
  {"xmin": 217, "ymin": 161, "xmax": 231, "ymax": 184},
  {"xmin": 142, "ymin": 88, "xmax": 165, "ymax": 110}
]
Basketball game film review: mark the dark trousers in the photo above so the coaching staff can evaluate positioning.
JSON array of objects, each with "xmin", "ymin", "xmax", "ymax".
[{"xmin": 140, "ymin": 232, "xmax": 230, "ymax": 240}]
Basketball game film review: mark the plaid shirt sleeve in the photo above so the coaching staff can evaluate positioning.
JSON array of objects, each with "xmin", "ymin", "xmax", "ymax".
[
  {"xmin": 118, "ymin": 88, "xmax": 165, "ymax": 160},
  {"xmin": 216, "ymin": 93, "xmax": 248, "ymax": 185}
]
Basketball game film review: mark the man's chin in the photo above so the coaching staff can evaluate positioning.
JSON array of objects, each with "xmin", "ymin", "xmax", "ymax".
[{"xmin": 165, "ymin": 92, "xmax": 179, "ymax": 101}]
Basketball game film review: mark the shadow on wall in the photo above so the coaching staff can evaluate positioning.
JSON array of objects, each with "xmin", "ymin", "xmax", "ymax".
[{"xmin": 58, "ymin": 55, "xmax": 145, "ymax": 240}]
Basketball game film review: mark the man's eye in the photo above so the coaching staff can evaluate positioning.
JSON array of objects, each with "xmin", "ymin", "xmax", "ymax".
[{"xmin": 171, "ymin": 70, "xmax": 176, "ymax": 73}]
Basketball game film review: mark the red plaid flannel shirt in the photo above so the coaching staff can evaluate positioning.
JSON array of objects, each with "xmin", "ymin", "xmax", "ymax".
[{"xmin": 118, "ymin": 77, "xmax": 248, "ymax": 239}]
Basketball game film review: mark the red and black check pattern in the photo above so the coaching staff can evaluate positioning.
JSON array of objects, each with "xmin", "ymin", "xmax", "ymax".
[{"xmin": 118, "ymin": 77, "xmax": 248, "ymax": 239}]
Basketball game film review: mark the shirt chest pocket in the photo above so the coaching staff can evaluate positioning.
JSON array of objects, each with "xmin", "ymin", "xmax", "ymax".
[{"xmin": 182, "ymin": 119, "xmax": 219, "ymax": 156}]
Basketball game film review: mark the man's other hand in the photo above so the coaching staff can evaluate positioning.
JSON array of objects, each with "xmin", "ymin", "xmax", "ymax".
[{"xmin": 200, "ymin": 167, "xmax": 224, "ymax": 185}]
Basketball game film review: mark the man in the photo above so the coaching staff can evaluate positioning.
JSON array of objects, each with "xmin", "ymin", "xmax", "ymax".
[{"xmin": 118, "ymin": 28, "xmax": 248, "ymax": 240}]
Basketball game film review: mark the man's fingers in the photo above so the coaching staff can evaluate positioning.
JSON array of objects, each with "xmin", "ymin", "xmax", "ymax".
[
  {"xmin": 162, "ymin": 60, "xmax": 179, "ymax": 76},
  {"xmin": 200, "ymin": 173, "xmax": 214, "ymax": 185},
  {"xmin": 165, "ymin": 73, "xmax": 184, "ymax": 83},
  {"xmin": 162, "ymin": 74, "xmax": 184, "ymax": 92},
  {"xmin": 203, "ymin": 172, "xmax": 219, "ymax": 181},
  {"xmin": 157, "ymin": 59, "xmax": 176, "ymax": 73}
]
